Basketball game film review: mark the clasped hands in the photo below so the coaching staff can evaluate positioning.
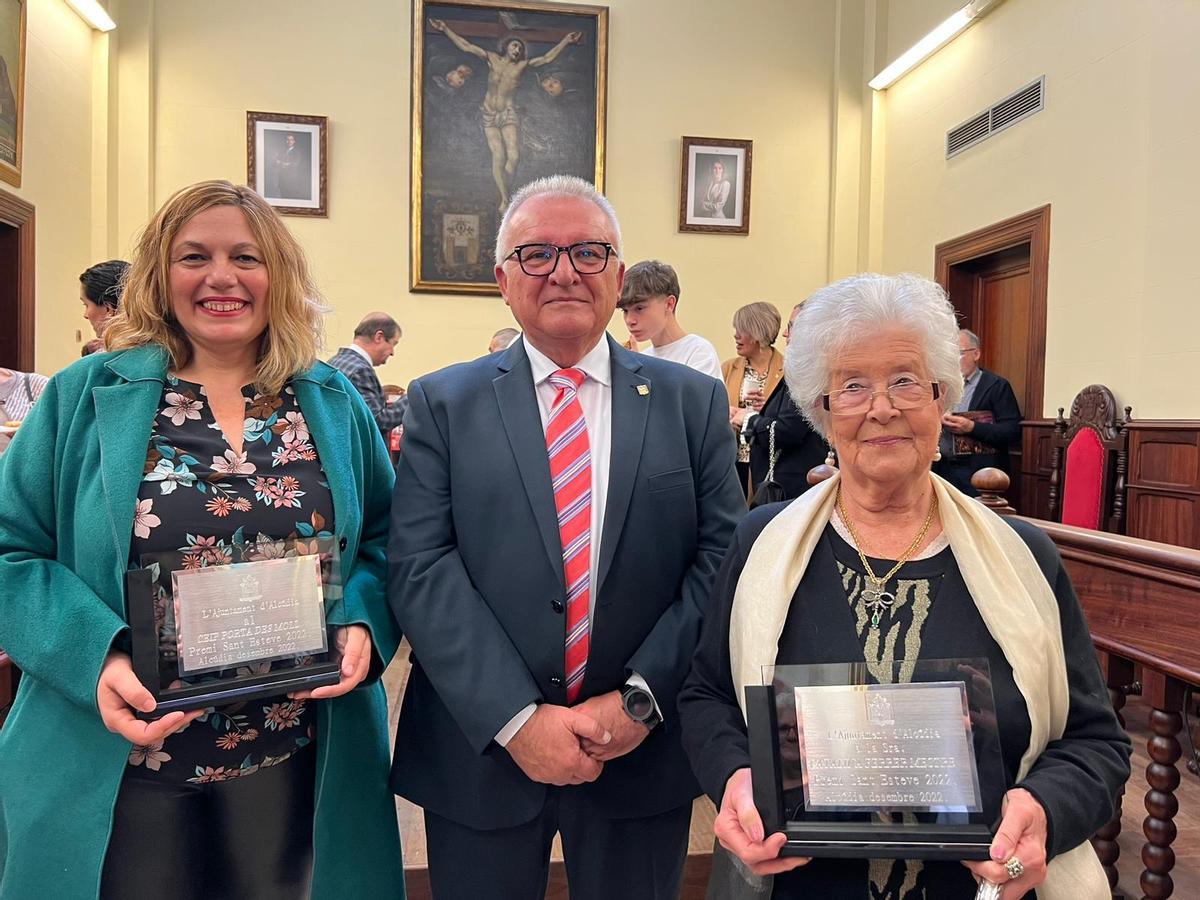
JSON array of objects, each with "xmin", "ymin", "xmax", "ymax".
[
  {"xmin": 96, "ymin": 625, "xmax": 373, "ymax": 745},
  {"xmin": 505, "ymin": 691, "xmax": 649, "ymax": 787},
  {"xmin": 716, "ymin": 767, "xmax": 1048, "ymax": 893}
]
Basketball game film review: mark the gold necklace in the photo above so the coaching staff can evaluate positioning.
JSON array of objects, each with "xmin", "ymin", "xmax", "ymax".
[{"xmin": 836, "ymin": 487, "xmax": 939, "ymax": 628}]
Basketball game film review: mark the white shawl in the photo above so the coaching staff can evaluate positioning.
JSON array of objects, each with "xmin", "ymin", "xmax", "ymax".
[{"xmin": 728, "ymin": 472, "xmax": 1108, "ymax": 899}]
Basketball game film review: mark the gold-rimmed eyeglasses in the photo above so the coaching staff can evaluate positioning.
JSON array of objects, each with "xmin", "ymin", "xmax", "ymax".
[{"xmin": 822, "ymin": 381, "xmax": 941, "ymax": 415}]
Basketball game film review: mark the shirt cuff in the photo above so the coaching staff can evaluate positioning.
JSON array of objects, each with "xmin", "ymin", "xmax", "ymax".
[
  {"xmin": 626, "ymin": 672, "xmax": 662, "ymax": 719},
  {"xmin": 495, "ymin": 703, "xmax": 537, "ymax": 747},
  {"xmin": 740, "ymin": 412, "xmax": 758, "ymax": 435}
]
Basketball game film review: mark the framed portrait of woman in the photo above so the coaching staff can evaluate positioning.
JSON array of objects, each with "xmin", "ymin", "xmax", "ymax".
[{"xmin": 679, "ymin": 136, "xmax": 752, "ymax": 235}]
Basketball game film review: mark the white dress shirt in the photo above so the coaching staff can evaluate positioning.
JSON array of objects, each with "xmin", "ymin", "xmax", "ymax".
[
  {"xmin": 496, "ymin": 336, "xmax": 656, "ymax": 745},
  {"xmin": 347, "ymin": 342, "xmax": 374, "ymax": 365}
]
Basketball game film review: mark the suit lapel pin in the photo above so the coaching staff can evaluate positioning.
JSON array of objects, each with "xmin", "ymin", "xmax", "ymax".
[{"xmin": 636, "ymin": 384, "xmax": 650, "ymax": 397}]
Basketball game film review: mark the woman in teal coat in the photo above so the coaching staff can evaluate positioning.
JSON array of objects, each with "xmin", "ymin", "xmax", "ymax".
[{"xmin": 0, "ymin": 181, "xmax": 404, "ymax": 898}]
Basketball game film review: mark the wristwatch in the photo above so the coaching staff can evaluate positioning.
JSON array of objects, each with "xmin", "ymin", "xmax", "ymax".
[{"xmin": 620, "ymin": 684, "xmax": 662, "ymax": 730}]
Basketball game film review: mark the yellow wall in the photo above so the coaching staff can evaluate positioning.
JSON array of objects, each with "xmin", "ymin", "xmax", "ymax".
[
  {"xmin": 877, "ymin": 0, "xmax": 1197, "ymax": 418},
  {"xmin": 23, "ymin": 0, "xmax": 1198, "ymax": 420},
  {"xmin": 127, "ymin": 0, "xmax": 837, "ymax": 387},
  {"xmin": 7, "ymin": 0, "xmax": 95, "ymax": 373}
]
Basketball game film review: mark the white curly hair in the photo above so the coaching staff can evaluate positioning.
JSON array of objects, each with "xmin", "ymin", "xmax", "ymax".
[{"xmin": 784, "ymin": 273, "xmax": 963, "ymax": 439}]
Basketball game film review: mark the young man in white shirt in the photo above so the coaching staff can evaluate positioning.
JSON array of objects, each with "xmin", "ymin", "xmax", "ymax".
[{"xmin": 618, "ymin": 260, "xmax": 722, "ymax": 381}]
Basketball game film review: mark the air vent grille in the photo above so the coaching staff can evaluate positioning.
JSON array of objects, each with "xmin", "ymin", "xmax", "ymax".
[
  {"xmin": 946, "ymin": 76, "xmax": 1045, "ymax": 158},
  {"xmin": 947, "ymin": 112, "xmax": 990, "ymax": 156}
]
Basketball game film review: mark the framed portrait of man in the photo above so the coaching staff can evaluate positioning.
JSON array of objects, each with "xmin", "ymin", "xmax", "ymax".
[
  {"xmin": 679, "ymin": 136, "xmax": 753, "ymax": 235},
  {"xmin": 0, "ymin": 0, "xmax": 26, "ymax": 188},
  {"xmin": 411, "ymin": 0, "xmax": 609, "ymax": 294},
  {"xmin": 246, "ymin": 111, "xmax": 329, "ymax": 217}
]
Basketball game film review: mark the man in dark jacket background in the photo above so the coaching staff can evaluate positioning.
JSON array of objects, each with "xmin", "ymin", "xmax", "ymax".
[{"xmin": 934, "ymin": 327, "xmax": 1022, "ymax": 495}]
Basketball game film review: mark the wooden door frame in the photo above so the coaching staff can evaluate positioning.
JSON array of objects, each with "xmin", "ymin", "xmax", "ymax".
[
  {"xmin": 0, "ymin": 189, "xmax": 35, "ymax": 371},
  {"xmin": 934, "ymin": 204, "xmax": 1050, "ymax": 418}
]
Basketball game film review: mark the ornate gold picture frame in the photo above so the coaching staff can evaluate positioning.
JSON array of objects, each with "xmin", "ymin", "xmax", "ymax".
[{"xmin": 0, "ymin": 0, "xmax": 26, "ymax": 188}]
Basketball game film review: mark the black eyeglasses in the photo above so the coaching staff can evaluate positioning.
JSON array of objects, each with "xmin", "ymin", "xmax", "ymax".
[{"xmin": 505, "ymin": 242, "xmax": 615, "ymax": 276}]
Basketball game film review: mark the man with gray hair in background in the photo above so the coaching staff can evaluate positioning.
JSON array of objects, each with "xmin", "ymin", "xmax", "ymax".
[
  {"xmin": 933, "ymin": 327, "xmax": 1022, "ymax": 495},
  {"xmin": 388, "ymin": 174, "xmax": 745, "ymax": 898},
  {"xmin": 327, "ymin": 312, "xmax": 407, "ymax": 438},
  {"xmin": 489, "ymin": 326, "xmax": 521, "ymax": 353}
]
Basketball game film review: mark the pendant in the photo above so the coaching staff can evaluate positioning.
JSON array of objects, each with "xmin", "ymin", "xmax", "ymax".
[{"xmin": 861, "ymin": 580, "xmax": 895, "ymax": 628}]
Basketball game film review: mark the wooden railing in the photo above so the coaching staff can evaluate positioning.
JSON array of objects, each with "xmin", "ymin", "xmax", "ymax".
[{"xmin": 976, "ymin": 470, "xmax": 1200, "ymax": 899}]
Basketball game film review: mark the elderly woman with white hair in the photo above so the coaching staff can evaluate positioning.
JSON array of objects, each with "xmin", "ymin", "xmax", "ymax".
[{"xmin": 679, "ymin": 273, "xmax": 1129, "ymax": 899}]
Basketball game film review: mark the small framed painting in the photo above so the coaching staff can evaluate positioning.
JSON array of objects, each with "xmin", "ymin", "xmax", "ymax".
[
  {"xmin": 679, "ymin": 136, "xmax": 752, "ymax": 235},
  {"xmin": 247, "ymin": 111, "xmax": 328, "ymax": 217}
]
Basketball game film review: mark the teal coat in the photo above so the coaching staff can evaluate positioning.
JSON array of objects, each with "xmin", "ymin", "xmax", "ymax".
[{"xmin": 0, "ymin": 346, "xmax": 404, "ymax": 899}]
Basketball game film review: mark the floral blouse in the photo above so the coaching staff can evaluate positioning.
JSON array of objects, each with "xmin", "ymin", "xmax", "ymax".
[{"xmin": 126, "ymin": 377, "xmax": 334, "ymax": 784}]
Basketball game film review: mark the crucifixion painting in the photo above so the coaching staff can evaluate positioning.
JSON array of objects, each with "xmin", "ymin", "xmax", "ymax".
[{"xmin": 412, "ymin": 1, "xmax": 608, "ymax": 293}]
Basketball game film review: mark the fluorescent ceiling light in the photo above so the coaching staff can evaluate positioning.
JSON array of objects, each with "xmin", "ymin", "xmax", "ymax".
[
  {"xmin": 870, "ymin": 0, "xmax": 997, "ymax": 90},
  {"xmin": 66, "ymin": 0, "xmax": 116, "ymax": 32}
]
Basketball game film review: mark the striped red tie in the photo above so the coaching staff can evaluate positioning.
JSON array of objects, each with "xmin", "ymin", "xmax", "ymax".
[{"xmin": 546, "ymin": 368, "xmax": 591, "ymax": 703}]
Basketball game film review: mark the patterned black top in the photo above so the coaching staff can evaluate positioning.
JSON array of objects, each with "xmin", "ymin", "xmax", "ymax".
[{"xmin": 125, "ymin": 376, "xmax": 334, "ymax": 784}]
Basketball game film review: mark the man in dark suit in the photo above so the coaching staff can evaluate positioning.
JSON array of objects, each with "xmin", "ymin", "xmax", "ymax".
[
  {"xmin": 388, "ymin": 175, "xmax": 745, "ymax": 899},
  {"xmin": 327, "ymin": 313, "xmax": 407, "ymax": 438},
  {"xmin": 934, "ymin": 327, "xmax": 1023, "ymax": 495},
  {"xmin": 731, "ymin": 303, "xmax": 827, "ymax": 499}
]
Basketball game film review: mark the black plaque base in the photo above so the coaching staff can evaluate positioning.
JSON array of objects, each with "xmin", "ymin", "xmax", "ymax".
[
  {"xmin": 780, "ymin": 822, "xmax": 993, "ymax": 860},
  {"xmin": 136, "ymin": 661, "xmax": 341, "ymax": 720}
]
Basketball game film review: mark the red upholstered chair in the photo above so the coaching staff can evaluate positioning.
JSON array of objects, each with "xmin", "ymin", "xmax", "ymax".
[{"xmin": 1047, "ymin": 385, "xmax": 1132, "ymax": 533}]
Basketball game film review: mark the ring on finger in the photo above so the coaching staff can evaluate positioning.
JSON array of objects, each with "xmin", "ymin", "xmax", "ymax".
[{"xmin": 1005, "ymin": 856, "xmax": 1025, "ymax": 881}]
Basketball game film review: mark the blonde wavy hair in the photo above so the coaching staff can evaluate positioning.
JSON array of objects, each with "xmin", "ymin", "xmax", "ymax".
[{"xmin": 104, "ymin": 180, "xmax": 327, "ymax": 395}]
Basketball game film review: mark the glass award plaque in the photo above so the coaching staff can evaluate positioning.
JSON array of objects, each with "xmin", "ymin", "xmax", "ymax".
[
  {"xmin": 746, "ymin": 658, "xmax": 1004, "ymax": 860},
  {"xmin": 126, "ymin": 535, "xmax": 343, "ymax": 718}
]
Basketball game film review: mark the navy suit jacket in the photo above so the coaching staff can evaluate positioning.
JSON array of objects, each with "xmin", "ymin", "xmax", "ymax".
[
  {"xmin": 388, "ymin": 336, "xmax": 746, "ymax": 829},
  {"xmin": 934, "ymin": 367, "xmax": 1023, "ymax": 495}
]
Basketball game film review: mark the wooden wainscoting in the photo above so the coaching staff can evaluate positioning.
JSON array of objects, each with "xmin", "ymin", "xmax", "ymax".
[
  {"xmin": 1126, "ymin": 421, "xmax": 1200, "ymax": 549},
  {"xmin": 1020, "ymin": 419, "xmax": 1055, "ymax": 520}
]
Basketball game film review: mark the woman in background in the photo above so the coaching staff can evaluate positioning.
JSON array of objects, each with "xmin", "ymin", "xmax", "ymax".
[
  {"xmin": 730, "ymin": 303, "xmax": 827, "ymax": 502},
  {"xmin": 722, "ymin": 301, "xmax": 784, "ymax": 498},
  {"xmin": 80, "ymin": 259, "xmax": 130, "ymax": 354}
]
